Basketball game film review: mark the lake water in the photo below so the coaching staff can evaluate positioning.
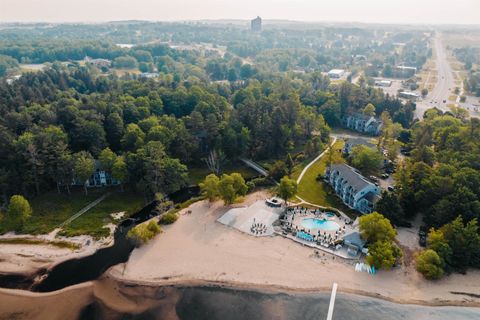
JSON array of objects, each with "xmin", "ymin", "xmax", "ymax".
[{"xmin": 79, "ymin": 286, "xmax": 480, "ymax": 320}]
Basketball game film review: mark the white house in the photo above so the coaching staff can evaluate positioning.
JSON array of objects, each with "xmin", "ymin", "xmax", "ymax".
[
  {"xmin": 327, "ymin": 69, "xmax": 345, "ymax": 79},
  {"xmin": 341, "ymin": 113, "xmax": 383, "ymax": 136},
  {"xmin": 73, "ymin": 161, "xmax": 120, "ymax": 188},
  {"xmin": 325, "ymin": 164, "xmax": 380, "ymax": 214}
]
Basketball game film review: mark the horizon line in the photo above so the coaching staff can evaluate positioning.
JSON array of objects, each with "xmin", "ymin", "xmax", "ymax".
[{"xmin": 0, "ymin": 18, "xmax": 479, "ymax": 27}]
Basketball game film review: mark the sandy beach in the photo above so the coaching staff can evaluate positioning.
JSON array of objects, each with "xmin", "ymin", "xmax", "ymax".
[
  {"xmin": 0, "ymin": 232, "xmax": 114, "ymax": 276},
  {"xmin": 109, "ymin": 191, "xmax": 480, "ymax": 307}
]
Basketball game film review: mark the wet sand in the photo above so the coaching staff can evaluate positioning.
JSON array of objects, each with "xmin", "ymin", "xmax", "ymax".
[{"xmin": 1, "ymin": 279, "xmax": 480, "ymax": 320}]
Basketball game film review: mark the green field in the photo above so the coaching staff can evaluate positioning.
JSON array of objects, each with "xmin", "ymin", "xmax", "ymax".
[
  {"xmin": 60, "ymin": 191, "xmax": 145, "ymax": 238},
  {"xmin": 295, "ymin": 139, "xmax": 356, "ymax": 216},
  {"xmin": 1, "ymin": 187, "xmax": 145, "ymax": 238}
]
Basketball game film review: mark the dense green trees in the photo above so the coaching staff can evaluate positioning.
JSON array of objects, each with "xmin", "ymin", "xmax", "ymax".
[
  {"xmin": 113, "ymin": 56, "xmax": 138, "ymax": 69},
  {"xmin": 416, "ymin": 249, "xmax": 444, "ymax": 280},
  {"xmin": 218, "ymin": 173, "xmax": 248, "ymax": 205},
  {"xmin": 73, "ymin": 151, "xmax": 95, "ymax": 195},
  {"xmin": 359, "ymin": 212, "xmax": 396, "ymax": 243},
  {"xmin": 199, "ymin": 174, "xmax": 220, "ymax": 202},
  {"xmin": 359, "ymin": 212, "xmax": 401, "ymax": 270},
  {"xmin": 417, "ymin": 216, "xmax": 480, "ymax": 278},
  {"xmin": 6, "ymin": 195, "xmax": 32, "ymax": 229},
  {"xmin": 349, "ymin": 145, "xmax": 383, "ymax": 175},
  {"xmin": 394, "ymin": 115, "xmax": 480, "ymax": 227},
  {"xmin": 201, "ymin": 173, "xmax": 248, "ymax": 205},
  {"xmin": 277, "ymin": 176, "xmax": 297, "ymax": 205}
]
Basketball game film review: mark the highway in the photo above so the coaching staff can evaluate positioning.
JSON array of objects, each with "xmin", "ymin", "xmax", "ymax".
[{"xmin": 415, "ymin": 34, "xmax": 456, "ymax": 119}]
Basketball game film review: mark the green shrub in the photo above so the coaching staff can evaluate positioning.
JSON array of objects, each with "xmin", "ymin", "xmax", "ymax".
[
  {"xmin": 159, "ymin": 212, "xmax": 178, "ymax": 225},
  {"xmin": 416, "ymin": 249, "xmax": 444, "ymax": 280},
  {"xmin": 250, "ymin": 177, "xmax": 275, "ymax": 187},
  {"xmin": 127, "ymin": 220, "xmax": 161, "ymax": 246}
]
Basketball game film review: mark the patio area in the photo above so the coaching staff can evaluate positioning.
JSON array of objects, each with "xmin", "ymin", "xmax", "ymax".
[
  {"xmin": 278, "ymin": 206, "xmax": 363, "ymax": 259},
  {"xmin": 217, "ymin": 200, "xmax": 283, "ymax": 237}
]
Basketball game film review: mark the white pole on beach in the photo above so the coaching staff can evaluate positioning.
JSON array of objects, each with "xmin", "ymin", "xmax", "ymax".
[{"xmin": 326, "ymin": 282, "xmax": 338, "ymax": 320}]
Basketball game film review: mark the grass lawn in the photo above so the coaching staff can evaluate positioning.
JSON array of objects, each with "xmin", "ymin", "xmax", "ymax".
[
  {"xmin": 1, "ymin": 187, "xmax": 145, "ymax": 239},
  {"xmin": 13, "ymin": 189, "xmax": 103, "ymax": 235},
  {"xmin": 188, "ymin": 161, "xmax": 259, "ymax": 185},
  {"xmin": 295, "ymin": 139, "xmax": 357, "ymax": 217},
  {"xmin": 60, "ymin": 190, "xmax": 145, "ymax": 238},
  {"xmin": 0, "ymin": 238, "xmax": 80, "ymax": 250}
]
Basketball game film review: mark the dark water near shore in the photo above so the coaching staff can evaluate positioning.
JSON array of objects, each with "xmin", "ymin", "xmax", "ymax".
[
  {"xmin": 0, "ymin": 186, "xmax": 201, "ymax": 292},
  {"xmin": 79, "ymin": 286, "xmax": 480, "ymax": 320}
]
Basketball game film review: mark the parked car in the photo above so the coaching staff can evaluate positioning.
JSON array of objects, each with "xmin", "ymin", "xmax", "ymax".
[
  {"xmin": 387, "ymin": 186, "xmax": 395, "ymax": 192},
  {"xmin": 369, "ymin": 175, "xmax": 379, "ymax": 182},
  {"xmin": 381, "ymin": 173, "xmax": 389, "ymax": 179},
  {"xmin": 419, "ymin": 235, "xmax": 427, "ymax": 247}
]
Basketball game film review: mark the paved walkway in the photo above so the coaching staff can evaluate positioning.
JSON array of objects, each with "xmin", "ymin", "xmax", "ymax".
[
  {"xmin": 59, "ymin": 192, "xmax": 111, "ymax": 227},
  {"xmin": 296, "ymin": 137, "xmax": 337, "ymax": 184},
  {"xmin": 293, "ymin": 136, "xmax": 351, "ymax": 221},
  {"xmin": 240, "ymin": 158, "xmax": 269, "ymax": 177}
]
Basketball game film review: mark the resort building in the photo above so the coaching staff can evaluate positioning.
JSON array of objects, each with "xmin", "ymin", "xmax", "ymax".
[
  {"xmin": 342, "ymin": 230, "xmax": 367, "ymax": 256},
  {"xmin": 325, "ymin": 164, "xmax": 381, "ymax": 214},
  {"xmin": 251, "ymin": 16, "xmax": 262, "ymax": 32},
  {"xmin": 343, "ymin": 138, "xmax": 377, "ymax": 154},
  {"xmin": 341, "ymin": 113, "xmax": 383, "ymax": 136},
  {"xmin": 327, "ymin": 69, "xmax": 345, "ymax": 79}
]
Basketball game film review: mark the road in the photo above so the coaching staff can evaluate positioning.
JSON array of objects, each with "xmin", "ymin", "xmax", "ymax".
[{"xmin": 415, "ymin": 34, "xmax": 455, "ymax": 118}]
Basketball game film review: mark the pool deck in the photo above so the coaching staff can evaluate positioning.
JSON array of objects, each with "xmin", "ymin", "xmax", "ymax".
[
  {"xmin": 279, "ymin": 207, "xmax": 360, "ymax": 259},
  {"xmin": 217, "ymin": 201, "xmax": 361, "ymax": 260},
  {"xmin": 274, "ymin": 231, "xmax": 361, "ymax": 260},
  {"xmin": 217, "ymin": 200, "xmax": 283, "ymax": 237}
]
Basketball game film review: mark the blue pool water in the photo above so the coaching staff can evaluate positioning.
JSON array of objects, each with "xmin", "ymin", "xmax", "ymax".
[
  {"xmin": 326, "ymin": 212, "xmax": 335, "ymax": 218},
  {"xmin": 301, "ymin": 218, "xmax": 340, "ymax": 231},
  {"xmin": 296, "ymin": 231, "xmax": 314, "ymax": 241}
]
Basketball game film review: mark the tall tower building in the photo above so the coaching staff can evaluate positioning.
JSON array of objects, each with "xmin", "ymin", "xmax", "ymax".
[{"xmin": 251, "ymin": 16, "xmax": 262, "ymax": 32}]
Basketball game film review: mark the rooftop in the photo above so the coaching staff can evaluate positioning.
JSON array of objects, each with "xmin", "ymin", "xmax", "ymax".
[
  {"xmin": 328, "ymin": 69, "xmax": 345, "ymax": 75},
  {"xmin": 329, "ymin": 164, "xmax": 374, "ymax": 191}
]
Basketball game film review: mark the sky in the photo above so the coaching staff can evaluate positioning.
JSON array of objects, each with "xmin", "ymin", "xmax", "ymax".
[{"xmin": 0, "ymin": 0, "xmax": 479, "ymax": 25}]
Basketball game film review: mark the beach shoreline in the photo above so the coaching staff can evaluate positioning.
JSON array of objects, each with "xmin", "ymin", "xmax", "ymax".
[
  {"xmin": 0, "ymin": 230, "xmax": 115, "ymax": 278},
  {"xmin": 104, "ymin": 271, "xmax": 480, "ymax": 308},
  {"xmin": 1, "ymin": 190, "xmax": 480, "ymax": 313},
  {"xmin": 106, "ymin": 191, "xmax": 480, "ymax": 308}
]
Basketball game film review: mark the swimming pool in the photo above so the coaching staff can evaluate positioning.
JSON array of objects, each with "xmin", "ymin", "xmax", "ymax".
[
  {"xmin": 301, "ymin": 218, "xmax": 340, "ymax": 231},
  {"xmin": 296, "ymin": 231, "xmax": 314, "ymax": 241},
  {"xmin": 325, "ymin": 212, "xmax": 336, "ymax": 218}
]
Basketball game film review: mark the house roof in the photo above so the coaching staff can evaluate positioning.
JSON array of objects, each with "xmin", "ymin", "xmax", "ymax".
[
  {"xmin": 342, "ymin": 230, "xmax": 366, "ymax": 249},
  {"xmin": 330, "ymin": 164, "xmax": 373, "ymax": 191}
]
